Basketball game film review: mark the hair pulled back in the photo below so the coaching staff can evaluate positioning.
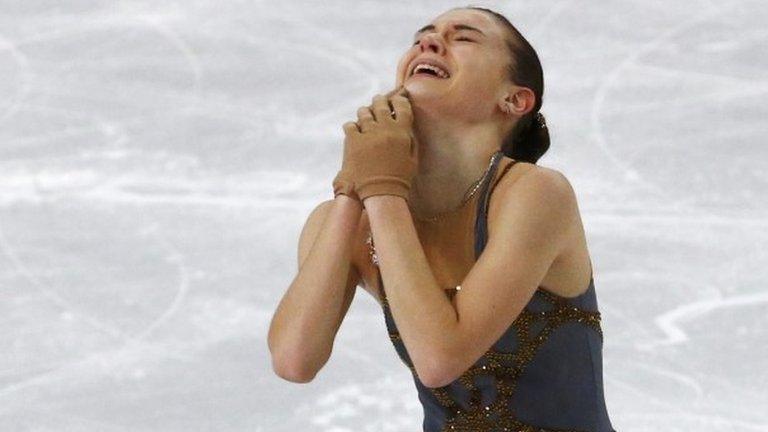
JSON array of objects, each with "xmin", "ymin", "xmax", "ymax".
[{"xmin": 462, "ymin": 6, "xmax": 550, "ymax": 164}]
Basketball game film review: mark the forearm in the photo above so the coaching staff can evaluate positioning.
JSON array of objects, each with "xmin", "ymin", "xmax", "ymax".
[
  {"xmin": 364, "ymin": 195, "xmax": 458, "ymax": 381},
  {"xmin": 269, "ymin": 195, "xmax": 362, "ymax": 379}
]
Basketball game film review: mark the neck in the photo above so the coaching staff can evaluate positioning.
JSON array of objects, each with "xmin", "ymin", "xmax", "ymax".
[{"xmin": 407, "ymin": 112, "xmax": 504, "ymax": 218}]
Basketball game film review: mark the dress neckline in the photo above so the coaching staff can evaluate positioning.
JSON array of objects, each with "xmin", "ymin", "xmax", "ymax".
[
  {"xmin": 368, "ymin": 151, "xmax": 505, "ymax": 293},
  {"xmin": 369, "ymin": 150, "xmax": 595, "ymax": 303}
]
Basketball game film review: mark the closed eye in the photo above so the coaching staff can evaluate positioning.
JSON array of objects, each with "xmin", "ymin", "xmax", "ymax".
[{"xmin": 412, "ymin": 36, "xmax": 475, "ymax": 45}]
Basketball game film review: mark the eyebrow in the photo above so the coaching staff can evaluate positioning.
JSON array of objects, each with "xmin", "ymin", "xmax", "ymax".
[{"xmin": 413, "ymin": 23, "xmax": 486, "ymax": 39}]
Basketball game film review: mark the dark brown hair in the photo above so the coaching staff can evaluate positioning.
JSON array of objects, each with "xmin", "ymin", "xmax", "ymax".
[{"xmin": 460, "ymin": 6, "xmax": 550, "ymax": 164}]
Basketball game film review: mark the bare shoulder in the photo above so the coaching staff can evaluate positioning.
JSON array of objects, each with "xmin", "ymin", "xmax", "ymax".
[
  {"xmin": 298, "ymin": 199, "xmax": 335, "ymax": 246},
  {"xmin": 490, "ymin": 160, "xmax": 577, "ymax": 211},
  {"xmin": 522, "ymin": 164, "xmax": 577, "ymax": 202},
  {"xmin": 306, "ymin": 198, "xmax": 337, "ymax": 223},
  {"xmin": 297, "ymin": 199, "xmax": 335, "ymax": 268},
  {"xmin": 487, "ymin": 161, "xmax": 581, "ymax": 248}
]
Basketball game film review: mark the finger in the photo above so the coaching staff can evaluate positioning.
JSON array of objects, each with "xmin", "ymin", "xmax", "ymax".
[
  {"xmin": 383, "ymin": 90, "xmax": 398, "ymax": 115},
  {"xmin": 371, "ymin": 94, "xmax": 392, "ymax": 122},
  {"xmin": 343, "ymin": 121, "xmax": 361, "ymax": 135},
  {"xmin": 384, "ymin": 87, "xmax": 408, "ymax": 113},
  {"xmin": 356, "ymin": 106, "xmax": 375, "ymax": 131},
  {"xmin": 388, "ymin": 86, "xmax": 409, "ymax": 99},
  {"xmin": 390, "ymin": 95, "xmax": 413, "ymax": 124},
  {"xmin": 384, "ymin": 85, "xmax": 404, "ymax": 98}
]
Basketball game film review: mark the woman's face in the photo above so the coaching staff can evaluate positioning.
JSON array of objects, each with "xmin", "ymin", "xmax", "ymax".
[{"xmin": 395, "ymin": 9, "xmax": 512, "ymax": 122}]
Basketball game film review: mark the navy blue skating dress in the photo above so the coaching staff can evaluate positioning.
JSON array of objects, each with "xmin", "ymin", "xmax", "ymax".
[{"xmin": 367, "ymin": 150, "xmax": 616, "ymax": 432}]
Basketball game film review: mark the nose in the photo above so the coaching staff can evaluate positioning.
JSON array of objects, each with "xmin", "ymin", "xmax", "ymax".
[{"xmin": 417, "ymin": 32, "xmax": 444, "ymax": 54}]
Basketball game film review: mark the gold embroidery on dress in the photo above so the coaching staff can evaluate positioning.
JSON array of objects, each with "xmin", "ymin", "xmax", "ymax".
[
  {"xmin": 381, "ymin": 286, "xmax": 601, "ymax": 432},
  {"xmin": 370, "ymin": 191, "xmax": 601, "ymax": 431}
]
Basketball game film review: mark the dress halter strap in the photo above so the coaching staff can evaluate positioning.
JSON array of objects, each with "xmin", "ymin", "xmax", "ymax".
[{"xmin": 473, "ymin": 150, "xmax": 505, "ymax": 259}]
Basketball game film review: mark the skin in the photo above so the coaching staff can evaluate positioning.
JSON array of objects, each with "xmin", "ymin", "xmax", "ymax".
[
  {"xmin": 347, "ymin": 9, "xmax": 590, "ymax": 388},
  {"xmin": 392, "ymin": 8, "xmax": 536, "ymax": 217}
]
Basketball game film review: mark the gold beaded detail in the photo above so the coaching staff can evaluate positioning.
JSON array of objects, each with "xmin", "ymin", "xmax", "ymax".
[
  {"xmin": 381, "ymin": 285, "xmax": 602, "ymax": 432},
  {"xmin": 366, "ymin": 230, "xmax": 379, "ymax": 267},
  {"xmin": 371, "ymin": 148, "xmax": 604, "ymax": 431}
]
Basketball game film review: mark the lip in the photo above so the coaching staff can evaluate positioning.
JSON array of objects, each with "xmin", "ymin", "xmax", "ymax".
[
  {"xmin": 407, "ymin": 73, "xmax": 445, "ymax": 80},
  {"xmin": 408, "ymin": 57, "xmax": 451, "ymax": 79}
]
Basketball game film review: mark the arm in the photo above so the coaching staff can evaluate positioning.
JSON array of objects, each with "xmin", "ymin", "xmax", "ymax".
[
  {"xmin": 363, "ymin": 194, "xmax": 455, "ymax": 386},
  {"xmin": 268, "ymin": 195, "xmax": 363, "ymax": 383},
  {"xmin": 365, "ymin": 167, "xmax": 577, "ymax": 388}
]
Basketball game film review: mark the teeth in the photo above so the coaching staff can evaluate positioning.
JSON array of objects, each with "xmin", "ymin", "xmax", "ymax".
[{"xmin": 413, "ymin": 63, "xmax": 449, "ymax": 78}]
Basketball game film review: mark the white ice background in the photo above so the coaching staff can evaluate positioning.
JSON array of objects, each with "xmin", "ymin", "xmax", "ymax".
[{"xmin": 1, "ymin": 1, "xmax": 767, "ymax": 431}]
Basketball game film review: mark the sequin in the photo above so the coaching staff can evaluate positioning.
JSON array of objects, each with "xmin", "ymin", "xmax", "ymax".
[
  {"xmin": 382, "ymin": 289, "xmax": 601, "ymax": 432},
  {"xmin": 366, "ymin": 231, "xmax": 379, "ymax": 267},
  {"xmin": 368, "ymin": 151, "xmax": 613, "ymax": 431}
]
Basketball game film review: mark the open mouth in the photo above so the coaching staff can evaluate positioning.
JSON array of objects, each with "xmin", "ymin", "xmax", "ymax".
[{"xmin": 410, "ymin": 63, "xmax": 450, "ymax": 79}]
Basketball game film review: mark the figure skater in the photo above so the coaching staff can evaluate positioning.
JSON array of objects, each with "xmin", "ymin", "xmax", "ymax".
[{"xmin": 269, "ymin": 6, "xmax": 616, "ymax": 431}]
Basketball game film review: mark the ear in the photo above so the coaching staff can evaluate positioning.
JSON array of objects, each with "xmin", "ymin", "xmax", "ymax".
[{"xmin": 498, "ymin": 86, "xmax": 536, "ymax": 117}]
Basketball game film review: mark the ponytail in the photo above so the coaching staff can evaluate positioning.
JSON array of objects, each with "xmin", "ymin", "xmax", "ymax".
[{"xmin": 502, "ymin": 111, "xmax": 550, "ymax": 164}]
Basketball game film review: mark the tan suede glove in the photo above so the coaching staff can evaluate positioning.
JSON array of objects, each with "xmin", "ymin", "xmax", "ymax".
[
  {"xmin": 332, "ymin": 87, "xmax": 417, "ymax": 204},
  {"xmin": 331, "ymin": 169, "xmax": 358, "ymax": 201}
]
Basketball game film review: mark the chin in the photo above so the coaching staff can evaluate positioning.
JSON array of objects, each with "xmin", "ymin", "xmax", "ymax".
[{"xmin": 403, "ymin": 80, "xmax": 449, "ymax": 100}]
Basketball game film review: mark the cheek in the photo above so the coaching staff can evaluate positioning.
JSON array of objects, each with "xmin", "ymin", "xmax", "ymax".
[
  {"xmin": 395, "ymin": 55, "xmax": 412, "ymax": 82},
  {"xmin": 450, "ymin": 73, "xmax": 504, "ymax": 116},
  {"xmin": 454, "ymin": 71, "xmax": 500, "ymax": 99},
  {"xmin": 458, "ymin": 62, "xmax": 505, "ymax": 94}
]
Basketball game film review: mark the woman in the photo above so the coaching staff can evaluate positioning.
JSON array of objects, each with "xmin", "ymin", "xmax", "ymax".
[{"xmin": 268, "ymin": 6, "xmax": 616, "ymax": 432}]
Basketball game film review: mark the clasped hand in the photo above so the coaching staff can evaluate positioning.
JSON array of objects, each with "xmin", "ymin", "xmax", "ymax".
[{"xmin": 332, "ymin": 86, "xmax": 419, "ymax": 204}]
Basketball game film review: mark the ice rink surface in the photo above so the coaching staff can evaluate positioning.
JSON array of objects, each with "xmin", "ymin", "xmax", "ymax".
[{"xmin": 1, "ymin": 0, "xmax": 766, "ymax": 431}]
